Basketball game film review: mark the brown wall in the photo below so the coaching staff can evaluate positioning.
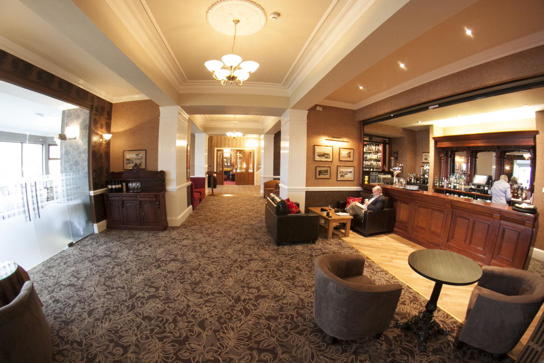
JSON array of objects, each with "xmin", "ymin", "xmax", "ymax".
[
  {"xmin": 306, "ymin": 106, "xmax": 360, "ymax": 186},
  {"xmin": 534, "ymin": 111, "xmax": 544, "ymax": 250},
  {"xmin": 207, "ymin": 135, "xmax": 260, "ymax": 172},
  {"xmin": 273, "ymin": 131, "xmax": 281, "ymax": 177},
  {"xmin": 390, "ymin": 131, "xmax": 417, "ymax": 175},
  {"xmin": 110, "ymin": 100, "xmax": 160, "ymax": 171}
]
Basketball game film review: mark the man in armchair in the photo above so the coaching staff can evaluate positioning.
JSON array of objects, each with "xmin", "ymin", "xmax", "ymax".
[{"xmin": 346, "ymin": 186, "xmax": 385, "ymax": 218}]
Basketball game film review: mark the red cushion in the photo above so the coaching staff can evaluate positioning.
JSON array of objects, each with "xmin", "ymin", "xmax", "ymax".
[
  {"xmin": 346, "ymin": 197, "xmax": 362, "ymax": 207},
  {"xmin": 284, "ymin": 198, "xmax": 300, "ymax": 214}
]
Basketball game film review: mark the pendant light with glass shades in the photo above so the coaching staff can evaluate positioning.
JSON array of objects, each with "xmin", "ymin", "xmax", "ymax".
[{"xmin": 204, "ymin": 18, "xmax": 259, "ymax": 85}]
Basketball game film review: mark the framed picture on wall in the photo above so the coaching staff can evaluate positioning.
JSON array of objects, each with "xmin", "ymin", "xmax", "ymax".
[
  {"xmin": 339, "ymin": 148, "xmax": 354, "ymax": 162},
  {"xmin": 315, "ymin": 166, "xmax": 331, "ymax": 179},
  {"xmin": 337, "ymin": 166, "xmax": 355, "ymax": 181},
  {"xmin": 422, "ymin": 152, "xmax": 430, "ymax": 163},
  {"xmin": 314, "ymin": 145, "xmax": 333, "ymax": 161},
  {"xmin": 124, "ymin": 149, "xmax": 147, "ymax": 169}
]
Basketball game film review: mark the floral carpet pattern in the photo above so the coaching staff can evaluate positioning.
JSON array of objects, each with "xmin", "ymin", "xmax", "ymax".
[{"xmin": 30, "ymin": 187, "xmax": 509, "ymax": 362}]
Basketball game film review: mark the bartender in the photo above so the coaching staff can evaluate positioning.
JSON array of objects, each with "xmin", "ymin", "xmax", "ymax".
[{"xmin": 490, "ymin": 175, "xmax": 512, "ymax": 205}]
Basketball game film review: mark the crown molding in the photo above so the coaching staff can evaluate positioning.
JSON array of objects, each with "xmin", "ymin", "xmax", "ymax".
[
  {"xmin": 318, "ymin": 99, "xmax": 357, "ymax": 110},
  {"xmin": 353, "ymin": 30, "xmax": 544, "ymax": 111},
  {"xmin": 284, "ymin": 0, "xmax": 375, "ymax": 92},
  {"xmin": 0, "ymin": 36, "xmax": 118, "ymax": 103},
  {"xmin": 106, "ymin": 0, "xmax": 186, "ymax": 91},
  {"xmin": 110, "ymin": 94, "xmax": 150, "ymax": 103},
  {"xmin": 179, "ymin": 81, "xmax": 289, "ymax": 97}
]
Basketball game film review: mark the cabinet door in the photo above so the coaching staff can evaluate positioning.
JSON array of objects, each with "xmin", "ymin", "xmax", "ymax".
[
  {"xmin": 106, "ymin": 196, "xmax": 123, "ymax": 226},
  {"xmin": 122, "ymin": 199, "xmax": 140, "ymax": 225},
  {"xmin": 411, "ymin": 203, "xmax": 449, "ymax": 248},
  {"xmin": 140, "ymin": 196, "xmax": 162, "ymax": 226},
  {"xmin": 491, "ymin": 221, "xmax": 533, "ymax": 268}
]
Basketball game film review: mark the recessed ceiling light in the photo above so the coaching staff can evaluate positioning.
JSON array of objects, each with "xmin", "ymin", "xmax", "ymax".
[
  {"xmin": 398, "ymin": 61, "xmax": 407, "ymax": 71},
  {"xmin": 464, "ymin": 26, "xmax": 474, "ymax": 38},
  {"xmin": 357, "ymin": 84, "xmax": 365, "ymax": 90}
]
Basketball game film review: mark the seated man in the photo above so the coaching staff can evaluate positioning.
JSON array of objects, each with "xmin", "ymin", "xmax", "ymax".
[{"xmin": 346, "ymin": 186, "xmax": 385, "ymax": 218}]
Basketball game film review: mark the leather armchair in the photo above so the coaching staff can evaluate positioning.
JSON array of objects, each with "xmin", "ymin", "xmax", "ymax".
[
  {"xmin": 314, "ymin": 254, "xmax": 402, "ymax": 341},
  {"xmin": 0, "ymin": 281, "xmax": 52, "ymax": 362},
  {"xmin": 350, "ymin": 196, "xmax": 396, "ymax": 236},
  {"xmin": 458, "ymin": 266, "xmax": 544, "ymax": 355},
  {"xmin": 265, "ymin": 193, "xmax": 319, "ymax": 245}
]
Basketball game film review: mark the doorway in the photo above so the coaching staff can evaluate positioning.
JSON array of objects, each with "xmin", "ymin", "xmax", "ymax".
[
  {"xmin": 0, "ymin": 81, "xmax": 93, "ymax": 269},
  {"xmin": 215, "ymin": 148, "xmax": 254, "ymax": 185}
]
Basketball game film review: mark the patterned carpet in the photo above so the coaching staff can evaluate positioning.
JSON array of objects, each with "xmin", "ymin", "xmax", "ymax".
[{"xmin": 29, "ymin": 186, "xmax": 509, "ymax": 362}]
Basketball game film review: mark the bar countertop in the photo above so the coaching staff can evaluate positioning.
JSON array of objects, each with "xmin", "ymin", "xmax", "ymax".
[{"xmin": 365, "ymin": 183, "xmax": 536, "ymax": 223}]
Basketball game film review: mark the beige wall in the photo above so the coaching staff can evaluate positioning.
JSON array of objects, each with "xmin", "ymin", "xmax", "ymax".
[
  {"xmin": 110, "ymin": 100, "xmax": 160, "ymax": 171},
  {"xmin": 306, "ymin": 106, "xmax": 360, "ymax": 187}
]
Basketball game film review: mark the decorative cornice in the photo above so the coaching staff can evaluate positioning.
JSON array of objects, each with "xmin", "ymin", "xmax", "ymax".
[
  {"xmin": 179, "ymin": 81, "xmax": 289, "ymax": 97},
  {"xmin": 106, "ymin": 0, "xmax": 186, "ymax": 91},
  {"xmin": 285, "ymin": 0, "xmax": 375, "ymax": 92},
  {"xmin": 110, "ymin": 94, "xmax": 150, "ymax": 103},
  {"xmin": 317, "ymin": 99, "xmax": 357, "ymax": 110}
]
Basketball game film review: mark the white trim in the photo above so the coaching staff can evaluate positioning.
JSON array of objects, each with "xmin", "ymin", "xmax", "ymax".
[
  {"xmin": 318, "ymin": 100, "xmax": 357, "ymax": 110},
  {"xmin": 166, "ymin": 181, "xmax": 192, "ymax": 192},
  {"xmin": 110, "ymin": 94, "xmax": 149, "ymax": 103},
  {"xmin": 179, "ymin": 81, "xmax": 289, "ymax": 97},
  {"xmin": 167, "ymin": 205, "xmax": 193, "ymax": 227},
  {"xmin": 306, "ymin": 186, "xmax": 362, "ymax": 191},
  {"xmin": 278, "ymin": 184, "xmax": 363, "ymax": 192},
  {"xmin": 262, "ymin": 175, "xmax": 280, "ymax": 178},
  {"xmin": 93, "ymin": 220, "xmax": 107, "ymax": 233},
  {"xmin": 352, "ymin": 30, "xmax": 544, "ymax": 110},
  {"xmin": 89, "ymin": 187, "xmax": 108, "ymax": 196},
  {"xmin": 532, "ymin": 247, "xmax": 544, "ymax": 262}
]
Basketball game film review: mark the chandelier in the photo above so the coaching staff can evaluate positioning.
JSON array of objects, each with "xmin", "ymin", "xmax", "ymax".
[{"xmin": 204, "ymin": 18, "xmax": 259, "ymax": 85}]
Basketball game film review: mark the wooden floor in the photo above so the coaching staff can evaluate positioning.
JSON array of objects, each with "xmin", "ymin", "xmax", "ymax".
[{"xmin": 342, "ymin": 231, "xmax": 542, "ymax": 360}]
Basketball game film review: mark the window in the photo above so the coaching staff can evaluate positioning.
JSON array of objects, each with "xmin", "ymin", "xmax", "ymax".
[
  {"xmin": 0, "ymin": 142, "xmax": 22, "ymax": 180},
  {"xmin": 22, "ymin": 143, "xmax": 43, "ymax": 178},
  {"xmin": 48, "ymin": 144, "xmax": 60, "ymax": 175}
]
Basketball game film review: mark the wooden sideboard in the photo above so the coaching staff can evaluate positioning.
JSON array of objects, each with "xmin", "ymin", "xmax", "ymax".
[
  {"xmin": 367, "ymin": 185, "xmax": 536, "ymax": 269},
  {"xmin": 105, "ymin": 169, "xmax": 167, "ymax": 230}
]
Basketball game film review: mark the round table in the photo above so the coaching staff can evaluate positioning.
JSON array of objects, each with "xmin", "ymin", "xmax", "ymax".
[
  {"xmin": 0, "ymin": 261, "xmax": 31, "ymax": 307},
  {"xmin": 401, "ymin": 249, "xmax": 482, "ymax": 351}
]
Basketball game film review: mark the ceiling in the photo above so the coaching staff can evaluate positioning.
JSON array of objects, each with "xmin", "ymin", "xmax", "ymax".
[
  {"xmin": 190, "ymin": 114, "xmax": 279, "ymax": 134},
  {"xmin": 1, "ymin": 0, "xmax": 543, "ymax": 135},
  {"xmin": 0, "ymin": 81, "xmax": 77, "ymax": 136}
]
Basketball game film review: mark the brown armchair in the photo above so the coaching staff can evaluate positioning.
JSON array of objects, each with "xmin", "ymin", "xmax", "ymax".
[
  {"xmin": 0, "ymin": 281, "xmax": 52, "ymax": 362},
  {"xmin": 457, "ymin": 266, "xmax": 544, "ymax": 355},
  {"xmin": 314, "ymin": 254, "xmax": 402, "ymax": 341}
]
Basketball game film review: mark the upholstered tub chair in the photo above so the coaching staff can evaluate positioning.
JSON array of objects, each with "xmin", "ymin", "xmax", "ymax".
[
  {"xmin": 457, "ymin": 266, "xmax": 544, "ymax": 356},
  {"xmin": 0, "ymin": 281, "xmax": 52, "ymax": 362},
  {"xmin": 314, "ymin": 253, "xmax": 402, "ymax": 341}
]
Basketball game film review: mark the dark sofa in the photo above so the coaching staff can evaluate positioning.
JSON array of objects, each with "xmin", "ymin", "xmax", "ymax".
[
  {"xmin": 338, "ymin": 196, "xmax": 396, "ymax": 236},
  {"xmin": 265, "ymin": 194, "xmax": 319, "ymax": 245}
]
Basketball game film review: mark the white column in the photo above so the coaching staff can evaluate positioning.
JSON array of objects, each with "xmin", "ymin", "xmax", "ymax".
[
  {"xmin": 260, "ymin": 133, "xmax": 274, "ymax": 195},
  {"xmin": 280, "ymin": 109, "xmax": 308, "ymax": 210},
  {"xmin": 158, "ymin": 106, "xmax": 192, "ymax": 226}
]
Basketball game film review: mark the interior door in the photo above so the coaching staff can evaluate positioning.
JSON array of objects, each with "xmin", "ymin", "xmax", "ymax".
[
  {"xmin": 234, "ymin": 149, "xmax": 254, "ymax": 185},
  {"xmin": 215, "ymin": 149, "xmax": 224, "ymax": 185}
]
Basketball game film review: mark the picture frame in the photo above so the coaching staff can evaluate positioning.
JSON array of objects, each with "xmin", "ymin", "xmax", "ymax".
[
  {"xmin": 422, "ymin": 152, "xmax": 430, "ymax": 163},
  {"xmin": 315, "ymin": 166, "xmax": 331, "ymax": 179},
  {"xmin": 313, "ymin": 145, "xmax": 333, "ymax": 162},
  {"xmin": 123, "ymin": 149, "xmax": 147, "ymax": 170},
  {"xmin": 337, "ymin": 165, "xmax": 355, "ymax": 181},
  {"xmin": 339, "ymin": 148, "xmax": 354, "ymax": 162}
]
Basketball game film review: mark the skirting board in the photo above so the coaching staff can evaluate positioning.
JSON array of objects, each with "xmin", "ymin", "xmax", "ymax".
[
  {"xmin": 167, "ymin": 205, "xmax": 193, "ymax": 227},
  {"xmin": 532, "ymin": 247, "xmax": 544, "ymax": 262},
  {"xmin": 93, "ymin": 220, "xmax": 107, "ymax": 233}
]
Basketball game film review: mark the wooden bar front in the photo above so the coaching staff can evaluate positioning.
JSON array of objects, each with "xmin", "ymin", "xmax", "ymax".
[{"xmin": 370, "ymin": 185, "xmax": 536, "ymax": 269}]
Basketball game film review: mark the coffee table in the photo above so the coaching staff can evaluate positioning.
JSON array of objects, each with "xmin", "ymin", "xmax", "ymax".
[
  {"xmin": 401, "ymin": 249, "xmax": 482, "ymax": 351},
  {"xmin": 308, "ymin": 207, "xmax": 353, "ymax": 240}
]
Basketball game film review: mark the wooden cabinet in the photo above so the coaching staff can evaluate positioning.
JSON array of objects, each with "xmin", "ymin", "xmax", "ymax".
[{"xmin": 105, "ymin": 169, "xmax": 168, "ymax": 231}]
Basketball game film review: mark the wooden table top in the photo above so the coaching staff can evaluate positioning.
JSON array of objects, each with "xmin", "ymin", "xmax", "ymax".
[
  {"xmin": 308, "ymin": 207, "xmax": 353, "ymax": 221},
  {"xmin": 408, "ymin": 249, "xmax": 482, "ymax": 286}
]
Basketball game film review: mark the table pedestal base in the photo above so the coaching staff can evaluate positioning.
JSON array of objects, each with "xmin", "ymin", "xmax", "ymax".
[{"xmin": 400, "ymin": 281, "xmax": 446, "ymax": 351}]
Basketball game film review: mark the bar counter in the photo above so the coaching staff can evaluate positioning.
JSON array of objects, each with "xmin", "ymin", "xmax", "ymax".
[{"xmin": 364, "ymin": 184, "xmax": 536, "ymax": 269}]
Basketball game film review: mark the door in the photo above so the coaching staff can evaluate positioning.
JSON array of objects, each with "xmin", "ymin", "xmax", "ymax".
[
  {"xmin": 233, "ymin": 149, "xmax": 254, "ymax": 185},
  {"xmin": 216, "ymin": 149, "xmax": 224, "ymax": 185},
  {"xmin": 140, "ymin": 195, "xmax": 162, "ymax": 226}
]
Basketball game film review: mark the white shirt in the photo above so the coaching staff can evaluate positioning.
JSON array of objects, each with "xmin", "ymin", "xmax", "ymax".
[{"xmin": 490, "ymin": 179, "xmax": 512, "ymax": 205}]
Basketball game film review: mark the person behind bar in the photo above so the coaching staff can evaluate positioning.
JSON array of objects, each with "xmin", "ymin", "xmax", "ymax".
[
  {"xmin": 490, "ymin": 174, "xmax": 512, "ymax": 205},
  {"xmin": 346, "ymin": 185, "xmax": 385, "ymax": 217}
]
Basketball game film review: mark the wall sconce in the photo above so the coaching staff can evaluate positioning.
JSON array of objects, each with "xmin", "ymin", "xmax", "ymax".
[
  {"xmin": 100, "ymin": 133, "xmax": 112, "ymax": 143},
  {"xmin": 323, "ymin": 137, "xmax": 348, "ymax": 145}
]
